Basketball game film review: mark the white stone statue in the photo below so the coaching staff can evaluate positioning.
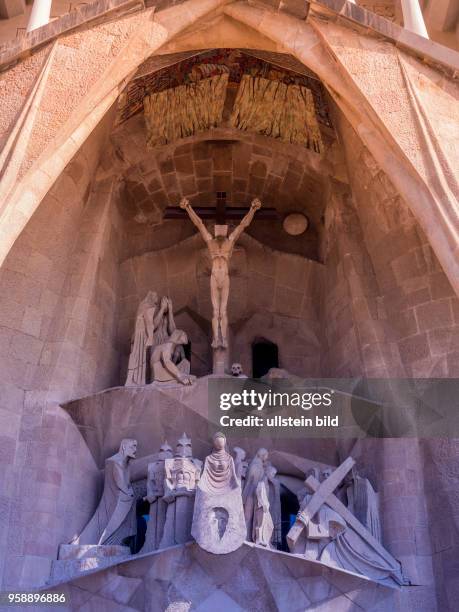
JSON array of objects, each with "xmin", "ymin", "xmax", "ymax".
[
  {"xmin": 233, "ymin": 446, "xmax": 248, "ymax": 484},
  {"xmin": 140, "ymin": 441, "xmax": 173, "ymax": 553},
  {"xmin": 345, "ymin": 467, "xmax": 381, "ymax": 543},
  {"xmin": 150, "ymin": 329, "xmax": 193, "ymax": 385},
  {"xmin": 242, "ymin": 448, "xmax": 269, "ymax": 540},
  {"xmin": 159, "ymin": 434, "xmax": 202, "ymax": 549},
  {"xmin": 191, "ymin": 432, "xmax": 246, "ymax": 554},
  {"xmin": 266, "ymin": 463, "xmax": 282, "ymax": 549},
  {"xmin": 126, "ymin": 293, "xmax": 176, "ymax": 386},
  {"xmin": 180, "ymin": 197, "xmax": 261, "ymax": 349},
  {"xmin": 73, "ymin": 439, "xmax": 138, "ymax": 547},
  {"xmin": 253, "ymin": 472, "xmax": 274, "ymax": 547}
]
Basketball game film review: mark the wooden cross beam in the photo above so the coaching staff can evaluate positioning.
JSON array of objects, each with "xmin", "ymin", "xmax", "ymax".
[{"xmin": 163, "ymin": 192, "xmax": 278, "ymax": 223}]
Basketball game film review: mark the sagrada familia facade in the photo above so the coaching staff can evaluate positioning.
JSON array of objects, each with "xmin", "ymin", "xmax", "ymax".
[{"xmin": 0, "ymin": 0, "xmax": 458, "ymax": 610}]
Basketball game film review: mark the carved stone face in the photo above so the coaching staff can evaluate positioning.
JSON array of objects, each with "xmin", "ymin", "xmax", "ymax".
[
  {"xmin": 305, "ymin": 468, "xmax": 320, "ymax": 483},
  {"xmin": 321, "ymin": 467, "xmax": 333, "ymax": 482},
  {"xmin": 176, "ymin": 438, "xmax": 192, "ymax": 458},
  {"xmin": 257, "ymin": 448, "xmax": 269, "ymax": 463},
  {"xmin": 213, "ymin": 433, "xmax": 226, "ymax": 451},
  {"xmin": 170, "ymin": 329, "xmax": 188, "ymax": 345},
  {"xmin": 159, "ymin": 444, "xmax": 173, "ymax": 461},
  {"xmin": 122, "ymin": 439, "xmax": 137, "ymax": 459},
  {"xmin": 214, "ymin": 224, "xmax": 228, "ymax": 238},
  {"xmin": 146, "ymin": 291, "xmax": 158, "ymax": 306},
  {"xmin": 231, "ymin": 363, "xmax": 243, "ymax": 376}
]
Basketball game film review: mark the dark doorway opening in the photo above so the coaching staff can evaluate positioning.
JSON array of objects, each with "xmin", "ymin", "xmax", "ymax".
[
  {"xmin": 279, "ymin": 484, "xmax": 300, "ymax": 552},
  {"xmin": 252, "ymin": 338, "xmax": 279, "ymax": 378},
  {"xmin": 132, "ymin": 498, "xmax": 150, "ymax": 554}
]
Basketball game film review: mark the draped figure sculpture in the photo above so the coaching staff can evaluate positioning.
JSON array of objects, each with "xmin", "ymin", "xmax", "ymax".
[
  {"xmin": 345, "ymin": 468, "xmax": 381, "ymax": 542},
  {"xmin": 289, "ymin": 467, "xmax": 403, "ymax": 585},
  {"xmin": 73, "ymin": 439, "xmax": 138, "ymax": 548},
  {"xmin": 191, "ymin": 432, "xmax": 246, "ymax": 554},
  {"xmin": 150, "ymin": 329, "xmax": 193, "ymax": 385},
  {"xmin": 266, "ymin": 464, "xmax": 282, "ymax": 549},
  {"xmin": 140, "ymin": 441, "xmax": 173, "ymax": 553},
  {"xmin": 253, "ymin": 472, "xmax": 274, "ymax": 547},
  {"xmin": 242, "ymin": 448, "xmax": 269, "ymax": 540},
  {"xmin": 125, "ymin": 293, "xmax": 168, "ymax": 385},
  {"xmin": 233, "ymin": 446, "xmax": 248, "ymax": 484}
]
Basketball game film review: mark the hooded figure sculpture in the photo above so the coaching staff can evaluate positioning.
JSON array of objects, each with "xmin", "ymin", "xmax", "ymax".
[
  {"xmin": 72, "ymin": 439, "xmax": 138, "ymax": 547},
  {"xmin": 191, "ymin": 432, "xmax": 246, "ymax": 554}
]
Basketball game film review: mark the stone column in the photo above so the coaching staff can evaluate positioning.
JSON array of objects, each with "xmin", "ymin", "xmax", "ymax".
[
  {"xmin": 26, "ymin": 0, "xmax": 52, "ymax": 32},
  {"xmin": 400, "ymin": 0, "xmax": 429, "ymax": 37}
]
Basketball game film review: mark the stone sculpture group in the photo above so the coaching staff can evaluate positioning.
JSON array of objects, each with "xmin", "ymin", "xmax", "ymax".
[
  {"xmin": 63, "ymin": 432, "xmax": 403, "ymax": 586},
  {"xmin": 125, "ymin": 293, "xmax": 192, "ymax": 386}
]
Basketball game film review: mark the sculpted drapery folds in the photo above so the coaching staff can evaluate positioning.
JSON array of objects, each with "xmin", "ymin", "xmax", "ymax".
[
  {"xmin": 126, "ymin": 293, "xmax": 187, "ymax": 386},
  {"xmin": 73, "ymin": 439, "xmax": 138, "ymax": 547},
  {"xmin": 141, "ymin": 441, "xmax": 173, "ymax": 553},
  {"xmin": 192, "ymin": 432, "xmax": 246, "ymax": 554}
]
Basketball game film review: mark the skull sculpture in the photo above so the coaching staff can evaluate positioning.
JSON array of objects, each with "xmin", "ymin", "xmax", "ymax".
[{"xmin": 231, "ymin": 363, "xmax": 243, "ymax": 377}]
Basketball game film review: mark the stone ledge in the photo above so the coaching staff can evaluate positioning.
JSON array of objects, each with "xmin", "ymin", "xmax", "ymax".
[
  {"xmin": 310, "ymin": 0, "xmax": 459, "ymax": 74},
  {"xmin": 0, "ymin": 0, "xmax": 145, "ymax": 71},
  {"xmin": 45, "ymin": 540, "xmax": 402, "ymax": 591}
]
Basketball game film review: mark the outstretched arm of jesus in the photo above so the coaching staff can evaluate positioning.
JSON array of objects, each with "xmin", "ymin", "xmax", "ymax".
[
  {"xmin": 180, "ymin": 198, "xmax": 212, "ymax": 243},
  {"xmin": 229, "ymin": 198, "xmax": 261, "ymax": 243}
]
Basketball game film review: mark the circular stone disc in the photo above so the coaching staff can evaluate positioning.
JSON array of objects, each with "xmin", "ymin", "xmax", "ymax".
[{"xmin": 283, "ymin": 213, "xmax": 309, "ymax": 236}]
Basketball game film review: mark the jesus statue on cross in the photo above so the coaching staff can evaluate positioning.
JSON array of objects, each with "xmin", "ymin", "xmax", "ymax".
[{"xmin": 180, "ymin": 196, "xmax": 262, "ymax": 349}]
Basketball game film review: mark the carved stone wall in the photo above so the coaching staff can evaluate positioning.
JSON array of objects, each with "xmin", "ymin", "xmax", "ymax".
[
  {"xmin": 337, "ymin": 115, "xmax": 458, "ymax": 378},
  {"xmin": 0, "ymin": 122, "xmax": 114, "ymax": 589},
  {"xmin": 112, "ymin": 117, "xmax": 329, "ymax": 263}
]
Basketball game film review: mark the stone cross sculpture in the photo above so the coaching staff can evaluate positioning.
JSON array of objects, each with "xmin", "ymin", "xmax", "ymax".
[
  {"xmin": 191, "ymin": 432, "xmax": 246, "ymax": 554},
  {"xmin": 140, "ymin": 441, "xmax": 173, "ymax": 553},
  {"xmin": 287, "ymin": 457, "xmax": 404, "ymax": 585},
  {"xmin": 73, "ymin": 439, "xmax": 138, "ymax": 547},
  {"xmin": 179, "ymin": 196, "xmax": 261, "ymax": 350},
  {"xmin": 159, "ymin": 434, "xmax": 202, "ymax": 548}
]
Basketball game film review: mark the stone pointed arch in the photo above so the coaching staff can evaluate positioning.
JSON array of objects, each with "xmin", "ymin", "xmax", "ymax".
[
  {"xmin": 0, "ymin": 0, "xmax": 228, "ymax": 265},
  {"xmin": 221, "ymin": 2, "xmax": 459, "ymax": 296}
]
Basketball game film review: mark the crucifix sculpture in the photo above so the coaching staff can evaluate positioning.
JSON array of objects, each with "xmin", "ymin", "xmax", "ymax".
[
  {"xmin": 164, "ymin": 192, "xmax": 276, "ymax": 365},
  {"xmin": 177, "ymin": 195, "xmax": 261, "ymax": 349}
]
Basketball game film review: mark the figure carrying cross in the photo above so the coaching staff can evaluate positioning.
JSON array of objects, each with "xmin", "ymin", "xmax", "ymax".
[{"xmin": 179, "ymin": 196, "xmax": 262, "ymax": 349}]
